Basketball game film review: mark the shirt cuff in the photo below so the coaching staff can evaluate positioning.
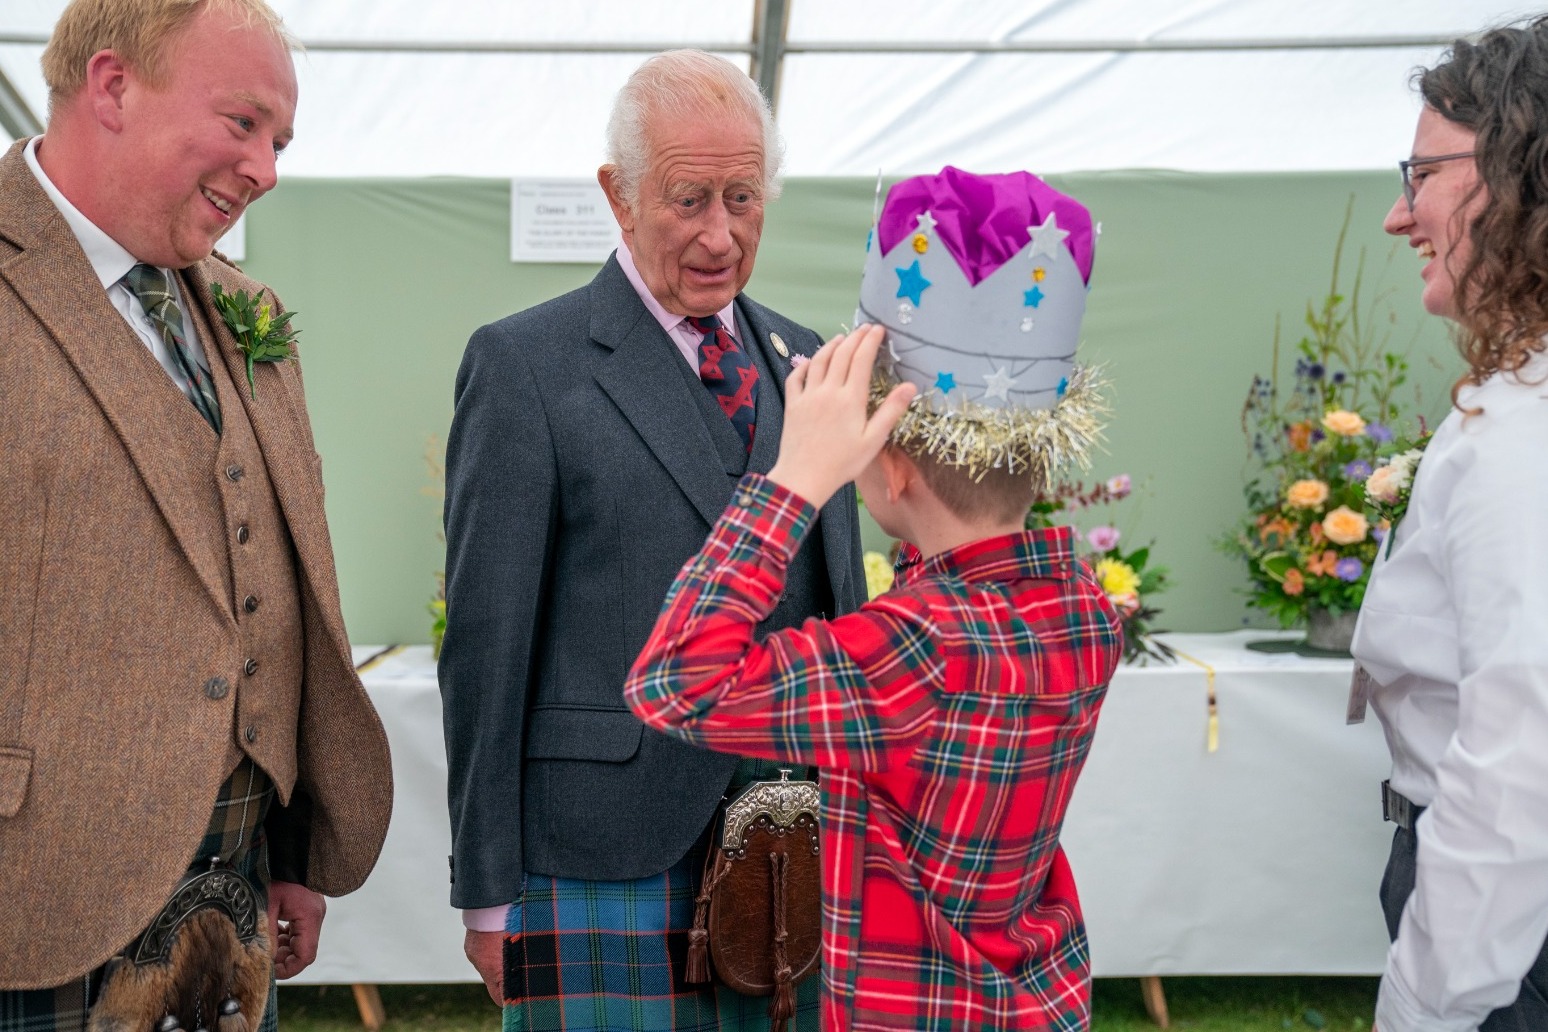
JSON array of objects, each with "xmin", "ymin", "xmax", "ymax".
[
  {"xmin": 461, "ymin": 904, "xmax": 511, "ymax": 932},
  {"xmin": 1376, "ymin": 957, "xmax": 1479, "ymax": 1032},
  {"xmin": 719, "ymin": 474, "xmax": 817, "ymax": 564}
]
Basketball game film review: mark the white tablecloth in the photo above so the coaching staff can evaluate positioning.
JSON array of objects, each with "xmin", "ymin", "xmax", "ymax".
[{"xmin": 295, "ymin": 631, "xmax": 1393, "ymax": 983}]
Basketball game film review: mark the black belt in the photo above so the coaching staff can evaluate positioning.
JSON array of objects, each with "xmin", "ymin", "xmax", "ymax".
[{"xmin": 1382, "ymin": 780, "xmax": 1426, "ymax": 831}]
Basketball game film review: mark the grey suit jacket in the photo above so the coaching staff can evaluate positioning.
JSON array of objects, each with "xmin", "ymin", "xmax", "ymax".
[{"xmin": 439, "ymin": 255, "xmax": 865, "ymax": 908}]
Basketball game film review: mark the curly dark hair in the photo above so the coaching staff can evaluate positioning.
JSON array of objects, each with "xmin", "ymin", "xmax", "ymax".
[{"xmin": 1420, "ymin": 16, "xmax": 1548, "ymax": 395}]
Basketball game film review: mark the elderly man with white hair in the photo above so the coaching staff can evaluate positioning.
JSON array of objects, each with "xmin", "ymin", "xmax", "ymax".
[{"xmin": 439, "ymin": 50, "xmax": 866, "ymax": 1031}]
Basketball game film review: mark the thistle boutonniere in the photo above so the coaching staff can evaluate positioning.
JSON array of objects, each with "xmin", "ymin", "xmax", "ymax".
[
  {"xmin": 1364, "ymin": 432, "xmax": 1432, "ymax": 554},
  {"xmin": 211, "ymin": 282, "xmax": 300, "ymax": 399}
]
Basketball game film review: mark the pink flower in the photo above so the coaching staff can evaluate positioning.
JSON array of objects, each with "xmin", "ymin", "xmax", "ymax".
[
  {"xmin": 790, "ymin": 354, "xmax": 811, "ymax": 368},
  {"xmin": 1086, "ymin": 525, "xmax": 1122, "ymax": 551},
  {"xmin": 1106, "ymin": 474, "xmax": 1132, "ymax": 497}
]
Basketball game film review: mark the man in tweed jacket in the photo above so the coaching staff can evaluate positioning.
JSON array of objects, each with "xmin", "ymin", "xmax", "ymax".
[
  {"xmin": 440, "ymin": 50, "xmax": 865, "ymax": 1031},
  {"xmin": 0, "ymin": 2, "xmax": 392, "ymax": 1028}
]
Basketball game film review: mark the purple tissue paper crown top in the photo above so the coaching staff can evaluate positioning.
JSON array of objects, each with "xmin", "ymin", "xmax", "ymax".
[{"xmin": 876, "ymin": 165, "xmax": 1095, "ymax": 286}]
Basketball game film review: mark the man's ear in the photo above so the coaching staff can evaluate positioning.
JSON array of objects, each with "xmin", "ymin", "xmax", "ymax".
[
  {"xmin": 597, "ymin": 165, "xmax": 635, "ymax": 238},
  {"xmin": 83, "ymin": 49, "xmax": 131, "ymax": 132}
]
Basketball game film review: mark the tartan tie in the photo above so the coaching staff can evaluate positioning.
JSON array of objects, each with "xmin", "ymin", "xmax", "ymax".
[
  {"xmin": 123, "ymin": 263, "xmax": 222, "ymax": 434},
  {"xmin": 688, "ymin": 314, "xmax": 759, "ymax": 454}
]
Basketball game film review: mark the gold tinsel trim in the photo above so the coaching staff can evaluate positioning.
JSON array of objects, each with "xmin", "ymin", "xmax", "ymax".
[{"xmin": 870, "ymin": 364, "xmax": 1108, "ymax": 489}]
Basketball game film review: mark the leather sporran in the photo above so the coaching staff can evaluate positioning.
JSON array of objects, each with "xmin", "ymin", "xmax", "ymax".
[
  {"xmin": 687, "ymin": 771, "xmax": 820, "ymax": 1032},
  {"xmin": 89, "ymin": 866, "xmax": 271, "ymax": 1032}
]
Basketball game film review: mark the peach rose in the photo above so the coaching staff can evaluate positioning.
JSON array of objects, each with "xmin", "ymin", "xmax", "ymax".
[
  {"xmin": 1321, "ymin": 409, "xmax": 1366, "ymax": 437},
  {"xmin": 1366, "ymin": 464, "xmax": 1402, "ymax": 505},
  {"xmin": 1322, "ymin": 505, "xmax": 1369, "ymax": 545},
  {"xmin": 1286, "ymin": 479, "xmax": 1329, "ymax": 509}
]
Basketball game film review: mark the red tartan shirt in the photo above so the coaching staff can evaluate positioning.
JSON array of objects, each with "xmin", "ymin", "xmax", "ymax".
[{"xmin": 624, "ymin": 475, "xmax": 1123, "ymax": 1032}]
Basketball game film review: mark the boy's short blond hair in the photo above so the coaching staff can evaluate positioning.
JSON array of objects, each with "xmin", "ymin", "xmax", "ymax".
[
  {"xmin": 904, "ymin": 446, "xmax": 1040, "ymax": 525},
  {"xmin": 42, "ymin": 0, "xmax": 293, "ymax": 110}
]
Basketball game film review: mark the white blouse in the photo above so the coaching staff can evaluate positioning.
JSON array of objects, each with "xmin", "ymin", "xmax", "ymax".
[{"xmin": 1354, "ymin": 349, "xmax": 1548, "ymax": 1032}]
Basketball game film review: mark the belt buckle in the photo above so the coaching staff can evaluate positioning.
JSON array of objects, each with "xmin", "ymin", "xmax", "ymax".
[{"xmin": 1382, "ymin": 780, "xmax": 1412, "ymax": 830}]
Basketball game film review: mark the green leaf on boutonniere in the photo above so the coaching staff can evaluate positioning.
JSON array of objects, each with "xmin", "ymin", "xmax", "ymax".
[{"xmin": 210, "ymin": 282, "xmax": 300, "ymax": 399}]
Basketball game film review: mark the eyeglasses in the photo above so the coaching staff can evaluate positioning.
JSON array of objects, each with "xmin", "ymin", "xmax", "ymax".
[{"xmin": 1399, "ymin": 151, "xmax": 1476, "ymax": 210}]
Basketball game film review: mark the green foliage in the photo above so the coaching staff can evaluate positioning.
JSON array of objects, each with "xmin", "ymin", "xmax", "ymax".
[{"xmin": 210, "ymin": 281, "xmax": 300, "ymax": 398}]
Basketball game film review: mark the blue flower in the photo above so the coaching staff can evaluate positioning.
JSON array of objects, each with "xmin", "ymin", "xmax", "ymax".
[
  {"xmin": 1372, "ymin": 524, "xmax": 1388, "ymax": 544},
  {"xmin": 1344, "ymin": 459, "xmax": 1373, "ymax": 479},
  {"xmin": 1332, "ymin": 370, "xmax": 1347, "ymax": 384},
  {"xmin": 1367, "ymin": 423, "xmax": 1394, "ymax": 443},
  {"xmin": 1335, "ymin": 557, "xmax": 1365, "ymax": 582}
]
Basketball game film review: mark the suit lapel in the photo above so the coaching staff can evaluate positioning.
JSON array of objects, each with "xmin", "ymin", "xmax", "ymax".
[
  {"xmin": 0, "ymin": 147, "xmax": 232, "ymax": 619},
  {"xmin": 590, "ymin": 259, "xmax": 730, "ymax": 528},
  {"xmin": 736, "ymin": 299, "xmax": 856, "ymax": 604}
]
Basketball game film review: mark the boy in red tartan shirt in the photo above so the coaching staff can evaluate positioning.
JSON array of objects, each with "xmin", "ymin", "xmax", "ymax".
[{"xmin": 624, "ymin": 168, "xmax": 1122, "ymax": 1031}]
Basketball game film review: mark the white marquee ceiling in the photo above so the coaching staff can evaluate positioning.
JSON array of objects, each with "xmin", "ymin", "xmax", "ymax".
[{"xmin": 0, "ymin": 0, "xmax": 1536, "ymax": 177}]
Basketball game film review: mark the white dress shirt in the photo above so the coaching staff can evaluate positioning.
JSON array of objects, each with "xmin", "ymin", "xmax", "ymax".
[
  {"xmin": 23, "ymin": 135, "xmax": 213, "ymax": 393},
  {"xmin": 1353, "ymin": 348, "xmax": 1548, "ymax": 1032}
]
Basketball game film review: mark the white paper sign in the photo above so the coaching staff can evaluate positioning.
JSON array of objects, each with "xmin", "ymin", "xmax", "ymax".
[{"xmin": 510, "ymin": 178, "xmax": 617, "ymax": 264}]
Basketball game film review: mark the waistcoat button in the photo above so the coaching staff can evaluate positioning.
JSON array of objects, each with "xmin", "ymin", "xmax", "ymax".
[
  {"xmin": 244, "ymin": 595, "xmax": 260, "ymax": 613},
  {"xmin": 236, "ymin": 525, "xmax": 250, "ymax": 544},
  {"xmin": 244, "ymin": 658, "xmax": 259, "ymax": 676},
  {"xmin": 244, "ymin": 725, "xmax": 258, "ymax": 744},
  {"xmin": 225, "ymin": 464, "xmax": 245, "ymax": 482},
  {"xmin": 204, "ymin": 676, "xmax": 229, "ymax": 700}
]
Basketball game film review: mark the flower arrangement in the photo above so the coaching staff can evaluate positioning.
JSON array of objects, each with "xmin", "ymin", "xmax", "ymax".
[
  {"xmin": 211, "ymin": 282, "xmax": 299, "ymax": 399},
  {"xmin": 1223, "ymin": 213, "xmax": 1426, "ymax": 631},
  {"xmin": 1030, "ymin": 474, "xmax": 1174, "ymax": 664}
]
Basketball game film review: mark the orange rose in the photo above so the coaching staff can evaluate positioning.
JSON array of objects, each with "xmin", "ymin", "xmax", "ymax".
[
  {"xmin": 1283, "ymin": 568, "xmax": 1305, "ymax": 596},
  {"xmin": 1322, "ymin": 505, "xmax": 1369, "ymax": 545},
  {"xmin": 1286, "ymin": 479, "xmax": 1329, "ymax": 509},
  {"xmin": 1321, "ymin": 409, "xmax": 1367, "ymax": 436}
]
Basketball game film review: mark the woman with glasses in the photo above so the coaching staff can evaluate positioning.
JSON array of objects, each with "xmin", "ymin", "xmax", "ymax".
[{"xmin": 1353, "ymin": 17, "xmax": 1548, "ymax": 1032}]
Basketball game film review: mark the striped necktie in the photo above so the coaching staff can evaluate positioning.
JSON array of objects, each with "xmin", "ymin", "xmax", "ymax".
[
  {"xmin": 123, "ymin": 263, "xmax": 222, "ymax": 434},
  {"xmin": 687, "ymin": 314, "xmax": 759, "ymax": 454}
]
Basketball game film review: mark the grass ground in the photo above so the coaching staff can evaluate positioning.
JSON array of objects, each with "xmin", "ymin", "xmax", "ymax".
[{"xmin": 276, "ymin": 977, "xmax": 1378, "ymax": 1031}]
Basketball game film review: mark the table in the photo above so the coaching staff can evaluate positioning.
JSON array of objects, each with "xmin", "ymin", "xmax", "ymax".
[{"xmin": 296, "ymin": 632, "xmax": 1394, "ymax": 986}]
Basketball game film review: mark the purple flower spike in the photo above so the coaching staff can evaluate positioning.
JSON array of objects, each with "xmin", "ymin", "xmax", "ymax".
[{"xmin": 1335, "ymin": 557, "xmax": 1364, "ymax": 582}]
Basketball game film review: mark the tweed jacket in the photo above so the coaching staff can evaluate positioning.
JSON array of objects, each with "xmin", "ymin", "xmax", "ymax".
[
  {"xmin": 439, "ymin": 255, "xmax": 866, "ymax": 909},
  {"xmin": 0, "ymin": 140, "xmax": 393, "ymax": 988}
]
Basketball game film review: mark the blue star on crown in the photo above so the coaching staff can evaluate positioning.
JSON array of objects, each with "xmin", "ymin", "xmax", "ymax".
[{"xmin": 895, "ymin": 260, "xmax": 932, "ymax": 306}]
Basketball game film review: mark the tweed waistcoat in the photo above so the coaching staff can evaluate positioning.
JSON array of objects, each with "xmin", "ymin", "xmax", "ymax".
[{"xmin": 177, "ymin": 276, "xmax": 305, "ymax": 790}]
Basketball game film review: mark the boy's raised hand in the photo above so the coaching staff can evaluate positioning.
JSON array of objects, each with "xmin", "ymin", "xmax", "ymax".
[{"xmin": 766, "ymin": 324, "xmax": 917, "ymax": 508}]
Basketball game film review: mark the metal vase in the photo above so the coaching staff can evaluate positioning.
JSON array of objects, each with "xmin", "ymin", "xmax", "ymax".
[{"xmin": 1305, "ymin": 606, "xmax": 1358, "ymax": 654}]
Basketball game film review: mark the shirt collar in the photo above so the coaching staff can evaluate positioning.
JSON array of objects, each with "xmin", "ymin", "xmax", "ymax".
[
  {"xmin": 615, "ymin": 240, "xmax": 737, "ymax": 337},
  {"xmin": 24, "ymin": 136, "xmax": 140, "ymax": 292},
  {"xmin": 896, "ymin": 524, "xmax": 1077, "ymax": 587}
]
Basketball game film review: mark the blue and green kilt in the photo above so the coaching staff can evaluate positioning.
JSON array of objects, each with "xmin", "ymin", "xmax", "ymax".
[
  {"xmin": 0, "ymin": 760, "xmax": 279, "ymax": 1032},
  {"xmin": 501, "ymin": 760, "xmax": 819, "ymax": 1032}
]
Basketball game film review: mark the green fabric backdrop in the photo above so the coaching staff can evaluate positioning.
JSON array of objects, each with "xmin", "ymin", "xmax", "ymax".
[{"xmin": 236, "ymin": 173, "xmax": 1457, "ymax": 645}]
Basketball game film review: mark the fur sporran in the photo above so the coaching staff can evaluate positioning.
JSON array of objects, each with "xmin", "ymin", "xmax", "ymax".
[
  {"xmin": 89, "ymin": 867, "xmax": 271, "ymax": 1032},
  {"xmin": 686, "ymin": 771, "xmax": 820, "ymax": 1032}
]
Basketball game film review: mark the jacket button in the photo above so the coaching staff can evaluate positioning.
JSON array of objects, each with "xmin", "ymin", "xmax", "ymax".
[
  {"xmin": 244, "ymin": 595, "xmax": 260, "ymax": 614},
  {"xmin": 225, "ymin": 464, "xmax": 245, "ymax": 482},
  {"xmin": 244, "ymin": 725, "xmax": 258, "ymax": 744},
  {"xmin": 236, "ymin": 524, "xmax": 250, "ymax": 544},
  {"xmin": 204, "ymin": 676, "xmax": 229, "ymax": 700},
  {"xmin": 243, "ymin": 658, "xmax": 259, "ymax": 676}
]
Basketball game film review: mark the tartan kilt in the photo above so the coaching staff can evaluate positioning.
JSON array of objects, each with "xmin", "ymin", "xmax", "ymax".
[
  {"xmin": 502, "ymin": 759, "xmax": 819, "ymax": 1032},
  {"xmin": 0, "ymin": 759, "xmax": 278, "ymax": 1032}
]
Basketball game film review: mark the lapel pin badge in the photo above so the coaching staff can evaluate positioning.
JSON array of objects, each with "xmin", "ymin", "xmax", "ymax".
[{"xmin": 770, "ymin": 332, "xmax": 790, "ymax": 359}]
